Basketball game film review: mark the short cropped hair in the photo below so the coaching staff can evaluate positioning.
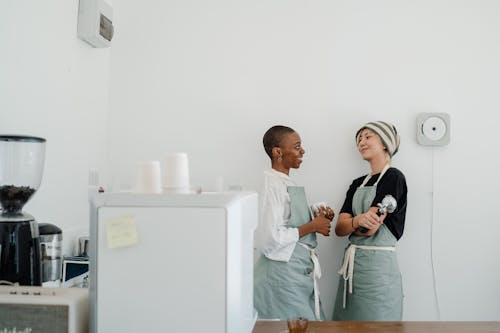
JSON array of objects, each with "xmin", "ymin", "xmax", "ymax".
[{"xmin": 262, "ymin": 125, "xmax": 295, "ymax": 160}]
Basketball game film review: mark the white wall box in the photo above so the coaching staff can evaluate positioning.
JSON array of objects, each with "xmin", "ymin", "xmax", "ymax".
[
  {"xmin": 77, "ymin": 0, "xmax": 114, "ymax": 48},
  {"xmin": 416, "ymin": 113, "xmax": 451, "ymax": 146},
  {"xmin": 89, "ymin": 192, "xmax": 258, "ymax": 333}
]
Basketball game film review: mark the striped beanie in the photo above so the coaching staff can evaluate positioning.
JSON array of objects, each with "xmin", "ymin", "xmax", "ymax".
[{"xmin": 356, "ymin": 121, "xmax": 400, "ymax": 157}]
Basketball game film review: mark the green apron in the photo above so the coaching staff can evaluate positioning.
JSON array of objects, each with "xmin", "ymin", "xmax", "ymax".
[
  {"xmin": 332, "ymin": 165, "xmax": 403, "ymax": 321},
  {"xmin": 254, "ymin": 186, "xmax": 325, "ymax": 321}
]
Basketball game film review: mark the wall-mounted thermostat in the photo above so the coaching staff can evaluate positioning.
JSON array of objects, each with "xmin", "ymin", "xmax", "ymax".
[
  {"xmin": 416, "ymin": 113, "xmax": 451, "ymax": 146},
  {"xmin": 77, "ymin": 0, "xmax": 114, "ymax": 48}
]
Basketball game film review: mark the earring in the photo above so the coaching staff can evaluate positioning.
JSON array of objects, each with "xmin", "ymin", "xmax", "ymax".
[{"xmin": 278, "ymin": 155, "xmax": 282, "ymax": 162}]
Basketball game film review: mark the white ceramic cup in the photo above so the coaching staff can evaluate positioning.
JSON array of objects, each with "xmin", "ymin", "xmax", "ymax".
[
  {"xmin": 135, "ymin": 160, "xmax": 162, "ymax": 193},
  {"xmin": 163, "ymin": 153, "xmax": 190, "ymax": 193}
]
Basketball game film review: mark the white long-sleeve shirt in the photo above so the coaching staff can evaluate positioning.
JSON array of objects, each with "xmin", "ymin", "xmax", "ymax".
[{"xmin": 254, "ymin": 169, "xmax": 300, "ymax": 262}]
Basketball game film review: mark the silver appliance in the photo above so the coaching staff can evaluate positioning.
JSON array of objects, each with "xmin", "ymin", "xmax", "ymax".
[{"xmin": 39, "ymin": 222, "xmax": 63, "ymax": 285}]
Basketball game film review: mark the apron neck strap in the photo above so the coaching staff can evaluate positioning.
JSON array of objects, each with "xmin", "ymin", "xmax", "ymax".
[{"xmin": 360, "ymin": 164, "xmax": 390, "ymax": 187}]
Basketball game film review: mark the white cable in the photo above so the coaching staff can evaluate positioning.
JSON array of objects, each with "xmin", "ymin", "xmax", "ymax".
[{"xmin": 430, "ymin": 148, "xmax": 441, "ymax": 320}]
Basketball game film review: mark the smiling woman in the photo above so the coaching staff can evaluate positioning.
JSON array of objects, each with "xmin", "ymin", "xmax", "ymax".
[
  {"xmin": 269, "ymin": 129, "xmax": 305, "ymax": 173},
  {"xmin": 253, "ymin": 125, "xmax": 334, "ymax": 321},
  {"xmin": 332, "ymin": 121, "xmax": 407, "ymax": 321}
]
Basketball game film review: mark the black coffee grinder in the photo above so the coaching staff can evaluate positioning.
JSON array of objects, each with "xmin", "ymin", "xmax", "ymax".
[{"xmin": 0, "ymin": 135, "xmax": 46, "ymax": 286}]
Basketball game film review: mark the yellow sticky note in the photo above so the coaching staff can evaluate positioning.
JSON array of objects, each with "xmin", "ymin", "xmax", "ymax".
[{"xmin": 105, "ymin": 215, "xmax": 139, "ymax": 249}]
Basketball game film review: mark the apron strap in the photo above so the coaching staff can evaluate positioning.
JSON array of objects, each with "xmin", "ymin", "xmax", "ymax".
[
  {"xmin": 297, "ymin": 242, "xmax": 322, "ymax": 320},
  {"xmin": 360, "ymin": 164, "xmax": 391, "ymax": 187},
  {"xmin": 337, "ymin": 244, "xmax": 396, "ymax": 308}
]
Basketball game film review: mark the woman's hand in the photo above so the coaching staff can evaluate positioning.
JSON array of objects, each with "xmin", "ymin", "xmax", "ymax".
[
  {"xmin": 312, "ymin": 204, "xmax": 335, "ymax": 221},
  {"xmin": 335, "ymin": 208, "xmax": 385, "ymax": 237},
  {"xmin": 310, "ymin": 215, "xmax": 332, "ymax": 236},
  {"xmin": 353, "ymin": 207, "xmax": 382, "ymax": 231},
  {"xmin": 352, "ymin": 207, "xmax": 385, "ymax": 236},
  {"xmin": 299, "ymin": 215, "xmax": 332, "ymax": 238}
]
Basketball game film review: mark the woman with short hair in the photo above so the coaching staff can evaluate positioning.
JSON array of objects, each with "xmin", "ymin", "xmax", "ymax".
[{"xmin": 254, "ymin": 125, "xmax": 334, "ymax": 321}]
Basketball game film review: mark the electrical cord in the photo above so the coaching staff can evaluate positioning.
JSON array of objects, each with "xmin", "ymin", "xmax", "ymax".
[{"xmin": 430, "ymin": 147, "xmax": 442, "ymax": 320}]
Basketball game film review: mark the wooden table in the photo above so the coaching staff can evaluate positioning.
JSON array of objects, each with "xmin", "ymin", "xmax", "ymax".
[{"xmin": 252, "ymin": 321, "xmax": 500, "ymax": 333}]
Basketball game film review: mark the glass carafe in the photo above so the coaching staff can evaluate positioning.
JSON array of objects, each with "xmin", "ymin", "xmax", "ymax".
[{"xmin": 0, "ymin": 135, "xmax": 46, "ymax": 217}]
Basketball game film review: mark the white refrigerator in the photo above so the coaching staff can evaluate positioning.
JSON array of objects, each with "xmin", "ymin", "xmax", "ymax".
[{"xmin": 89, "ymin": 191, "xmax": 258, "ymax": 333}]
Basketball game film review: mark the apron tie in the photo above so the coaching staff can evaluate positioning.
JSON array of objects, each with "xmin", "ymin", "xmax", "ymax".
[
  {"xmin": 297, "ymin": 242, "xmax": 322, "ymax": 320},
  {"xmin": 337, "ymin": 244, "xmax": 396, "ymax": 308}
]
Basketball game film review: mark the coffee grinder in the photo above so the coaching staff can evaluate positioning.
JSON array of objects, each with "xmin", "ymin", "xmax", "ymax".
[{"xmin": 0, "ymin": 135, "xmax": 46, "ymax": 286}]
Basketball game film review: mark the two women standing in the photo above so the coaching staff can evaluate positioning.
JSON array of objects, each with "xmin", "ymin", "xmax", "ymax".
[{"xmin": 254, "ymin": 121, "xmax": 408, "ymax": 322}]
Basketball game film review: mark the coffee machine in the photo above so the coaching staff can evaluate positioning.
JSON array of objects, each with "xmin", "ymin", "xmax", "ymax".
[{"xmin": 0, "ymin": 135, "xmax": 46, "ymax": 286}]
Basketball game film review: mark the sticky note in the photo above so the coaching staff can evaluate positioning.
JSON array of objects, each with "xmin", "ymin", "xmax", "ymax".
[{"xmin": 105, "ymin": 215, "xmax": 139, "ymax": 249}]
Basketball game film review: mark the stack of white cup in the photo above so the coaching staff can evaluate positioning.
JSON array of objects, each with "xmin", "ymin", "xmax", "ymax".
[{"xmin": 134, "ymin": 153, "xmax": 190, "ymax": 194}]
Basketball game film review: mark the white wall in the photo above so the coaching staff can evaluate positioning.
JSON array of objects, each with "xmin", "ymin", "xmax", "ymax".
[
  {"xmin": 0, "ymin": 0, "xmax": 110, "ymax": 254},
  {"xmin": 108, "ymin": 0, "xmax": 500, "ymax": 321},
  {"xmin": 1, "ymin": 0, "xmax": 497, "ymax": 322}
]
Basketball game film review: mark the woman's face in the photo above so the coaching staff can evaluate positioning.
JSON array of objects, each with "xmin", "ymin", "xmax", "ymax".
[
  {"xmin": 357, "ymin": 128, "xmax": 386, "ymax": 161},
  {"xmin": 277, "ymin": 131, "xmax": 305, "ymax": 170}
]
